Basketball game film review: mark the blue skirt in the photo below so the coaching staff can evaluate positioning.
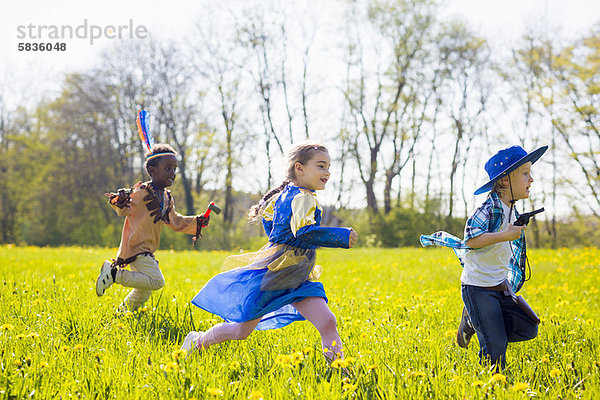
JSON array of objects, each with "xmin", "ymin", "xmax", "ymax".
[{"xmin": 191, "ymin": 243, "xmax": 327, "ymax": 330}]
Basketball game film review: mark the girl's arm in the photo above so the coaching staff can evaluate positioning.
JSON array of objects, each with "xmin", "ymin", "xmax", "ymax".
[
  {"xmin": 261, "ymin": 199, "xmax": 276, "ymax": 237},
  {"xmin": 296, "ymin": 225, "xmax": 353, "ymax": 248},
  {"xmin": 262, "ymin": 219, "xmax": 274, "ymax": 237},
  {"xmin": 290, "ymin": 190, "xmax": 356, "ymax": 248}
]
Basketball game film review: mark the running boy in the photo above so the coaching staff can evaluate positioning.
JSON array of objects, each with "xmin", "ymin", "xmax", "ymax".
[
  {"xmin": 421, "ymin": 145, "xmax": 547, "ymax": 370},
  {"xmin": 95, "ymin": 110, "xmax": 208, "ymax": 312}
]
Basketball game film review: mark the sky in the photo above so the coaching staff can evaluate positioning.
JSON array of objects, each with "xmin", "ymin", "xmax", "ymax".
[{"xmin": 2, "ymin": 0, "xmax": 599, "ymax": 85}]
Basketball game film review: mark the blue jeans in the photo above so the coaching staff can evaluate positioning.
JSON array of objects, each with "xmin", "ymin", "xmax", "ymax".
[{"xmin": 462, "ymin": 284, "xmax": 538, "ymax": 370}]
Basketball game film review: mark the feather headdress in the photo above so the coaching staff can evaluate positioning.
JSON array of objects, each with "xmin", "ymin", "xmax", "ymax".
[{"xmin": 136, "ymin": 110, "xmax": 154, "ymax": 154}]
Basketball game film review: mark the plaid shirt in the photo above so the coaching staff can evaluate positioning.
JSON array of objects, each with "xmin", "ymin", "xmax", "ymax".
[{"xmin": 420, "ymin": 192, "xmax": 527, "ymax": 292}]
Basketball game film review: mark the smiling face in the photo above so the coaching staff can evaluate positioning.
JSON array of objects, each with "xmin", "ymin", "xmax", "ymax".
[
  {"xmin": 148, "ymin": 154, "xmax": 178, "ymax": 189},
  {"xmin": 293, "ymin": 150, "xmax": 331, "ymax": 191}
]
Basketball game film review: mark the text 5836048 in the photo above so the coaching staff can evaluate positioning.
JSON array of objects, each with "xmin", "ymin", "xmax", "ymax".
[{"xmin": 18, "ymin": 43, "xmax": 67, "ymax": 51}]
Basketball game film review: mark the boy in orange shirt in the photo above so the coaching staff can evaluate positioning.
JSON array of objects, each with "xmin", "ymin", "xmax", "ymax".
[{"xmin": 95, "ymin": 111, "xmax": 207, "ymax": 312}]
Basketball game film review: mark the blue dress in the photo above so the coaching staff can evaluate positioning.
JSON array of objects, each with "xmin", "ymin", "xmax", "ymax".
[{"xmin": 191, "ymin": 185, "xmax": 351, "ymax": 330}]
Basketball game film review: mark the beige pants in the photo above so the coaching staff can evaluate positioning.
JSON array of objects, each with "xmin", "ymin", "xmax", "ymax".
[{"xmin": 115, "ymin": 254, "xmax": 165, "ymax": 311}]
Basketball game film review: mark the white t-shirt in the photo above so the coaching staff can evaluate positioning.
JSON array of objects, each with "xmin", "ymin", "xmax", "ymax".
[{"xmin": 461, "ymin": 201, "xmax": 515, "ymax": 287}]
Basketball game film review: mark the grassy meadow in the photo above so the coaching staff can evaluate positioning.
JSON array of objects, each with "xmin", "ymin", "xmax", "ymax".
[{"xmin": 0, "ymin": 245, "xmax": 598, "ymax": 399}]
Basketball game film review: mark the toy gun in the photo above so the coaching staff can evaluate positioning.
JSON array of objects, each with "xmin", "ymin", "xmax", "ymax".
[
  {"xmin": 514, "ymin": 207, "xmax": 544, "ymax": 226},
  {"xmin": 193, "ymin": 202, "xmax": 222, "ymax": 244},
  {"xmin": 203, "ymin": 202, "xmax": 222, "ymax": 219}
]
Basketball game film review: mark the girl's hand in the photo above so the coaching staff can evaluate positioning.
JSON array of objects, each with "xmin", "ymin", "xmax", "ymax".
[{"xmin": 348, "ymin": 229, "xmax": 358, "ymax": 248}]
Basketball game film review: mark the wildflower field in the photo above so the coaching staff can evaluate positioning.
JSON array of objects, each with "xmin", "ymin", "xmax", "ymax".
[{"xmin": 0, "ymin": 245, "xmax": 598, "ymax": 399}]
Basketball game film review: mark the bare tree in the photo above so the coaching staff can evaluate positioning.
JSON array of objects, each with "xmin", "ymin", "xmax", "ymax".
[
  {"xmin": 342, "ymin": 0, "xmax": 438, "ymax": 214},
  {"xmin": 436, "ymin": 20, "xmax": 492, "ymax": 219},
  {"xmin": 550, "ymin": 29, "xmax": 600, "ymax": 216}
]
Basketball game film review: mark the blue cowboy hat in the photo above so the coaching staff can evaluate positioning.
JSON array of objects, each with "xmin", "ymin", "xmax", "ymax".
[{"xmin": 474, "ymin": 145, "xmax": 548, "ymax": 195}]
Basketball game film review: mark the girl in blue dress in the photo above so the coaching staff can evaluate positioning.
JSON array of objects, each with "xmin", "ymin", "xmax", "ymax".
[{"xmin": 182, "ymin": 142, "xmax": 358, "ymax": 361}]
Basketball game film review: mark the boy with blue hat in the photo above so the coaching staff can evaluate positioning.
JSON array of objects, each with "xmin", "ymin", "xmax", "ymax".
[{"xmin": 421, "ymin": 144, "xmax": 547, "ymax": 370}]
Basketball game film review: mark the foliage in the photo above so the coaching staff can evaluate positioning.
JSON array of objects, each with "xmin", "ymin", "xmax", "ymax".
[
  {"xmin": 338, "ymin": 206, "xmax": 465, "ymax": 247},
  {"xmin": 0, "ymin": 246, "xmax": 598, "ymax": 398}
]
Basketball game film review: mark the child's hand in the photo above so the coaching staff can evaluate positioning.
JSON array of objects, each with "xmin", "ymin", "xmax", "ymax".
[
  {"xmin": 505, "ymin": 223, "xmax": 526, "ymax": 241},
  {"xmin": 348, "ymin": 229, "xmax": 358, "ymax": 248},
  {"xmin": 198, "ymin": 215, "xmax": 210, "ymax": 228},
  {"xmin": 106, "ymin": 189, "xmax": 132, "ymax": 209}
]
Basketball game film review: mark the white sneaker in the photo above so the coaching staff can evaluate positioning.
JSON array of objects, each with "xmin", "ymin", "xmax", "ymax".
[
  {"xmin": 181, "ymin": 331, "xmax": 203, "ymax": 352},
  {"xmin": 96, "ymin": 260, "xmax": 114, "ymax": 297}
]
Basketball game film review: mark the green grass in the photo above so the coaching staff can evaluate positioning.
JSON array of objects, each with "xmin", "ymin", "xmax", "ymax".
[{"xmin": 0, "ymin": 246, "xmax": 599, "ymax": 399}]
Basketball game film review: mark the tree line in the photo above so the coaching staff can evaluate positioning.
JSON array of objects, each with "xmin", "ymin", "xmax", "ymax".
[{"xmin": 0, "ymin": 0, "xmax": 598, "ymax": 249}]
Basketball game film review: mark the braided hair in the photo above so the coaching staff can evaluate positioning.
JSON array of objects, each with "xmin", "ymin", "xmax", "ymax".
[
  {"xmin": 248, "ymin": 142, "xmax": 329, "ymax": 222},
  {"xmin": 144, "ymin": 143, "xmax": 176, "ymax": 175}
]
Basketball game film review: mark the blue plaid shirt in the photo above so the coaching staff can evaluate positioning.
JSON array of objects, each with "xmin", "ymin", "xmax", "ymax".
[{"xmin": 420, "ymin": 192, "xmax": 527, "ymax": 292}]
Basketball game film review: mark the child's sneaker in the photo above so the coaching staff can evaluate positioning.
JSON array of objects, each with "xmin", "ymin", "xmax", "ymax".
[
  {"xmin": 96, "ymin": 260, "xmax": 114, "ymax": 297},
  {"xmin": 457, "ymin": 307, "xmax": 475, "ymax": 348},
  {"xmin": 181, "ymin": 331, "xmax": 203, "ymax": 352}
]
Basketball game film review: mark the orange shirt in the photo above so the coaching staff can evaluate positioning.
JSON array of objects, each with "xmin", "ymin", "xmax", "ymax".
[{"xmin": 111, "ymin": 181, "xmax": 198, "ymax": 261}]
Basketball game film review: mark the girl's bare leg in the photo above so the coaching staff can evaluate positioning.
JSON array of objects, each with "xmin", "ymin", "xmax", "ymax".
[
  {"xmin": 196, "ymin": 318, "xmax": 261, "ymax": 350},
  {"xmin": 293, "ymin": 296, "xmax": 343, "ymax": 360}
]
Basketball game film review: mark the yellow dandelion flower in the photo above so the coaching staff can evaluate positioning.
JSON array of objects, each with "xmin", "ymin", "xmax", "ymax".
[
  {"xmin": 549, "ymin": 368, "xmax": 561, "ymax": 377},
  {"xmin": 274, "ymin": 354, "xmax": 292, "ymax": 365},
  {"xmin": 471, "ymin": 380, "xmax": 485, "ymax": 387},
  {"xmin": 61, "ymin": 346, "xmax": 70, "ymax": 352},
  {"xmin": 512, "ymin": 382, "xmax": 529, "ymax": 391},
  {"xmin": 360, "ymin": 333, "xmax": 368, "ymax": 339},
  {"xmin": 541, "ymin": 355, "xmax": 550, "ymax": 363},
  {"xmin": 172, "ymin": 349, "xmax": 186, "ymax": 361},
  {"xmin": 0, "ymin": 323, "xmax": 14, "ymax": 331},
  {"xmin": 116, "ymin": 323, "xmax": 125, "ymax": 330},
  {"xmin": 124, "ymin": 311, "xmax": 134, "ymax": 318},
  {"xmin": 229, "ymin": 360, "xmax": 241, "ymax": 370},
  {"xmin": 445, "ymin": 329, "xmax": 456, "ymax": 337},
  {"xmin": 491, "ymin": 373, "xmax": 506, "ymax": 383},
  {"xmin": 164, "ymin": 361, "xmax": 179, "ymax": 373},
  {"xmin": 331, "ymin": 340, "xmax": 337, "ymax": 347},
  {"xmin": 14, "ymin": 360, "xmax": 22, "ymax": 368},
  {"xmin": 206, "ymin": 388, "xmax": 224, "ymax": 396},
  {"xmin": 366, "ymin": 364, "xmax": 377, "ymax": 371},
  {"xmin": 342, "ymin": 383, "xmax": 358, "ymax": 391},
  {"xmin": 330, "ymin": 358, "xmax": 348, "ymax": 369},
  {"xmin": 291, "ymin": 351, "xmax": 304, "ymax": 365},
  {"xmin": 73, "ymin": 344, "xmax": 84, "ymax": 351},
  {"xmin": 248, "ymin": 389, "xmax": 264, "ymax": 399}
]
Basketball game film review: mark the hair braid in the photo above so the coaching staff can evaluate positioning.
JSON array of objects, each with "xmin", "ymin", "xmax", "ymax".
[{"xmin": 248, "ymin": 179, "xmax": 291, "ymax": 222}]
